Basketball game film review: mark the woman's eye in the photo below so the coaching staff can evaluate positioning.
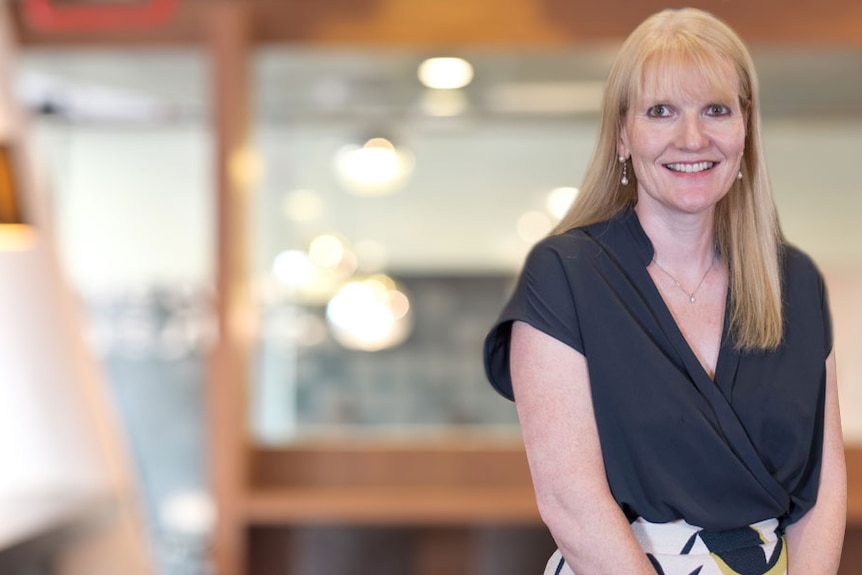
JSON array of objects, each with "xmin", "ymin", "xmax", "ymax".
[
  {"xmin": 706, "ymin": 104, "xmax": 730, "ymax": 116},
  {"xmin": 646, "ymin": 104, "xmax": 671, "ymax": 118}
]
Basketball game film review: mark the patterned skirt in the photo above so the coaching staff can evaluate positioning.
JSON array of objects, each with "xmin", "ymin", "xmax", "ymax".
[{"xmin": 544, "ymin": 517, "xmax": 786, "ymax": 575}]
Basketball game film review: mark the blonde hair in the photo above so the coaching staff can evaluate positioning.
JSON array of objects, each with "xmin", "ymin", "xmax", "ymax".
[{"xmin": 554, "ymin": 8, "xmax": 783, "ymax": 350}]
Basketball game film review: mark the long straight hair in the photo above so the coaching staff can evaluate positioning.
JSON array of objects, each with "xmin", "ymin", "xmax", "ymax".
[{"xmin": 554, "ymin": 8, "xmax": 783, "ymax": 350}]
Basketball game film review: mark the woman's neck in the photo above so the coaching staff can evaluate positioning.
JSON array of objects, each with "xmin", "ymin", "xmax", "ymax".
[{"xmin": 634, "ymin": 203, "xmax": 717, "ymax": 273}]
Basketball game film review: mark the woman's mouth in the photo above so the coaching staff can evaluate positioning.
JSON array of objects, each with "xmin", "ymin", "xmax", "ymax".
[{"xmin": 664, "ymin": 161, "xmax": 716, "ymax": 173}]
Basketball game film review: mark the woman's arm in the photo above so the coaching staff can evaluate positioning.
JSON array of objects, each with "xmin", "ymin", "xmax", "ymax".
[
  {"xmin": 785, "ymin": 350, "xmax": 846, "ymax": 574},
  {"xmin": 510, "ymin": 321, "xmax": 656, "ymax": 574}
]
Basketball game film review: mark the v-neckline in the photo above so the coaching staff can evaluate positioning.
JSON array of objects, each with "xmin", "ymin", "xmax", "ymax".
[
  {"xmin": 651, "ymin": 276, "xmax": 734, "ymax": 387},
  {"xmin": 617, "ymin": 206, "xmax": 738, "ymax": 392},
  {"xmin": 621, "ymin": 206, "xmax": 739, "ymax": 401},
  {"xmin": 639, "ymin": 262, "xmax": 744, "ymax": 417},
  {"xmin": 649, "ymin": 269, "xmax": 729, "ymax": 383}
]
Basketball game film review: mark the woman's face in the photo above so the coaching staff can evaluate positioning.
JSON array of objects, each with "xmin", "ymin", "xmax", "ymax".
[{"xmin": 619, "ymin": 59, "xmax": 746, "ymax": 218}]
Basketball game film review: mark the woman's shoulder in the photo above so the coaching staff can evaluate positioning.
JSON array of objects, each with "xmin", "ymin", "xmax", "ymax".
[
  {"xmin": 531, "ymin": 216, "xmax": 622, "ymax": 257},
  {"xmin": 781, "ymin": 242, "xmax": 828, "ymax": 299},
  {"xmin": 532, "ymin": 227, "xmax": 592, "ymax": 251},
  {"xmin": 524, "ymin": 228, "xmax": 605, "ymax": 277},
  {"xmin": 781, "ymin": 243, "xmax": 824, "ymax": 280},
  {"xmin": 529, "ymin": 211, "xmax": 639, "ymax": 271}
]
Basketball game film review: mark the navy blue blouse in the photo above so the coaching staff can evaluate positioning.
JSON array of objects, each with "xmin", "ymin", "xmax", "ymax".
[{"xmin": 484, "ymin": 208, "xmax": 832, "ymax": 530}]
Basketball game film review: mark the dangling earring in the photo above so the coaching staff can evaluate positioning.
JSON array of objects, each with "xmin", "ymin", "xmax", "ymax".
[
  {"xmin": 619, "ymin": 156, "xmax": 629, "ymax": 186},
  {"xmin": 737, "ymin": 169, "xmax": 743, "ymax": 181}
]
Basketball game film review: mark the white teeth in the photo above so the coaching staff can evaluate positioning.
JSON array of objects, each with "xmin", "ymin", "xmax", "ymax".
[{"xmin": 666, "ymin": 161, "xmax": 715, "ymax": 173}]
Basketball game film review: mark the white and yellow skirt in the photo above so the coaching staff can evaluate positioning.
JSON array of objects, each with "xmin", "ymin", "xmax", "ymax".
[{"xmin": 544, "ymin": 517, "xmax": 786, "ymax": 575}]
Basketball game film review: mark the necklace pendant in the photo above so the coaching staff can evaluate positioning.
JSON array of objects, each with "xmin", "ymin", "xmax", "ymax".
[{"xmin": 651, "ymin": 254, "xmax": 716, "ymax": 306}]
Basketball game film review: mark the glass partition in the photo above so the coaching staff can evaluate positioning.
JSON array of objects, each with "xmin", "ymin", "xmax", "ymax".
[
  {"xmin": 19, "ymin": 44, "xmax": 862, "ymax": 575},
  {"xmin": 19, "ymin": 46, "xmax": 862, "ymax": 446},
  {"xmin": 247, "ymin": 47, "xmax": 862, "ymax": 443}
]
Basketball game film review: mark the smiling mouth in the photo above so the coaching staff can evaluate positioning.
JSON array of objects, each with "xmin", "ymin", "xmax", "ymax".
[{"xmin": 664, "ymin": 161, "xmax": 716, "ymax": 173}]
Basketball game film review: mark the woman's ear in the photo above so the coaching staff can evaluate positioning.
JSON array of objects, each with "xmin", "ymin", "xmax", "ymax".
[
  {"xmin": 617, "ymin": 134, "xmax": 629, "ymax": 160},
  {"xmin": 617, "ymin": 121, "xmax": 630, "ymax": 159}
]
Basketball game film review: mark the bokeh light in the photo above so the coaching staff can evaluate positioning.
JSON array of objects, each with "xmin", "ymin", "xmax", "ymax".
[
  {"xmin": 333, "ymin": 137, "xmax": 415, "ymax": 196},
  {"xmin": 308, "ymin": 234, "xmax": 345, "ymax": 269},
  {"xmin": 326, "ymin": 275, "xmax": 412, "ymax": 351},
  {"xmin": 272, "ymin": 249, "xmax": 314, "ymax": 287},
  {"xmin": 417, "ymin": 57, "xmax": 474, "ymax": 90},
  {"xmin": 546, "ymin": 186, "xmax": 579, "ymax": 220}
]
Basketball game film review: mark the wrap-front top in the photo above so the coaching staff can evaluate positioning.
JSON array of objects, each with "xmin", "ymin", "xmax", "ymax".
[{"xmin": 484, "ymin": 208, "xmax": 832, "ymax": 530}]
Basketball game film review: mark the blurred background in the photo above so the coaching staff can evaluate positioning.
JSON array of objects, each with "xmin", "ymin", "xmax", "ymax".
[{"xmin": 1, "ymin": 1, "xmax": 861, "ymax": 574}]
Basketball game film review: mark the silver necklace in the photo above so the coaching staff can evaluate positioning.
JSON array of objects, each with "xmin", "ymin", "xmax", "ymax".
[{"xmin": 652, "ymin": 254, "xmax": 715, "ymax": 304}]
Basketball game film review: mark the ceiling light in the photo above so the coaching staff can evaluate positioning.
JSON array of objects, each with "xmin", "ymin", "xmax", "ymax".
[
  {"xmin": 333, "ymin": 137, "xmax": 414, "ymax": 196},
  {"xmin": 418, "ymin": 57, "xmax": 474, "ymax": 90}
]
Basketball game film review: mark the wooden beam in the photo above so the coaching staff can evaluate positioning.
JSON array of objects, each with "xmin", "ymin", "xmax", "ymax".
[
  {"xmin": 206, "ymin": 3, "xmax": 254, "ymax": 575},
  {"xmin": 10, "ymin": 0, "xmax": 862, "ymax": 47},
  {"xmin": 244, "ymin": 487, "xmax": 541, "ymax": 526},
  {"xmin": 249, "ymin": 441, "xmax": 534, "ymax": 490}
]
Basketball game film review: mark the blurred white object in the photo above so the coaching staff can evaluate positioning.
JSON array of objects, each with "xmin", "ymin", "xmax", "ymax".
[{"xmin": 160, "ymin": 490, "xmax": 215, "ymax": 537}]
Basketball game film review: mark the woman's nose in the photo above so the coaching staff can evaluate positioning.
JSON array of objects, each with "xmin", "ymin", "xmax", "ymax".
[{"xmin": 677, "ymin": 114, "xmax": 709, "ymax": 150}]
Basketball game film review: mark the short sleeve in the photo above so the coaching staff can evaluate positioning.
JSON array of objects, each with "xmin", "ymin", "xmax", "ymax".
[
  {"xmin": 787, "ymin": 245, "xmax": 834, "ymax": 361},
  {"xmin": 778, "ymin": 248, "xmax": 835, "ymax": 526},
  {"xmin": 483, "ymin": 238, "xmax": 584, "ymax": 400},
  {"xmin": 819, "ymin": 270, "xmax": 833, "ymax": 357}
]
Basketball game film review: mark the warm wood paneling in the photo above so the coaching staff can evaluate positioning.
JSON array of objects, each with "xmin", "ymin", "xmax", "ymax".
[
  {"xmin": 246, "ymin": 440, "xmax": 540, "ymax": 526},
  {"xmin": 207, "ymin": 3, "xmax": 254, "ymax": 575},
  {"xmin": 249, "ymin": 440, "xmax": 534, "ymax": 489},
  {"xmin": 240, "ymin": 443, "xmax": 862, "ymax": 528},
  {"xmin": 245, "ymin": 486, "xmax": 540, "ymax": 526},
  {"xmin": 840, "ymin": 526, "xmax": 862, "ymax": 575},
  {"xmin": 243, "ymin": 444, "xmax": 862, "ymax": 526},
  {"xmin": 845, "ymin": 445, "xmax": 862, "ymax": 523},
  {"xmin": 10, "ymin": 0, "xmax": 862, "ymax": 46}
]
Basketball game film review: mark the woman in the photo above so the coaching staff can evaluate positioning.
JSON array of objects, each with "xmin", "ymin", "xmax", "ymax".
[{"xmin": 483, "ymin": 8, "xmax": 845, "ymax": 575}]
